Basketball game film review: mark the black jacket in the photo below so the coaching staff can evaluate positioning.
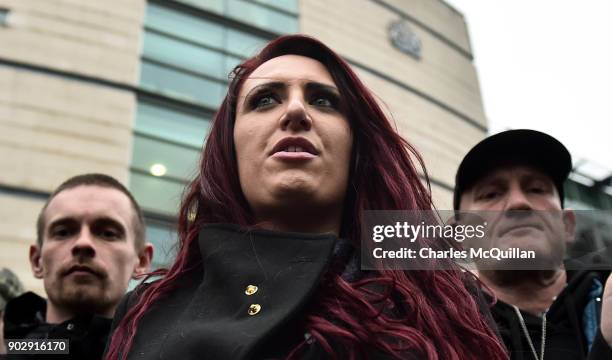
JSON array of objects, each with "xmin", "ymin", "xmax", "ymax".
[
  {"xmin": 109, "ymin": 224, "xmax": 341, "ymax": 360},
  {"xmin": 2, "ymin": 291, "xmax": 111, "ymax": 360},
  {"xmin": 107, "ymin": 224, "xmax": 500, "ymax": 360},
  {"xmin": 489, "ymin": 267, "xmax": 611, "ymax": 360}
]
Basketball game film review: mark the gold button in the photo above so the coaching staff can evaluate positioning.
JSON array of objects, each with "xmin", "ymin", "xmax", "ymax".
[
  {"xmin": 248, "ymin": 304, "xmax": 261, "ymax": 315},
  {"xmin": 245, "ymin": 285, "xmax": 258, "ymax": 295}
]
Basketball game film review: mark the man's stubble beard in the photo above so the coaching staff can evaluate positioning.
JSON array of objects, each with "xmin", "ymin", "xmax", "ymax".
[
  {"xmin": 49, "ymin": 277, "xmax": 115, "ymax": 316},
  {"xmin": 479, "ymin": 268, "xmax": 562, "ymax": 288},
  {"xmin": 476, "ymin": 247, "xmax": 565, "ymax": 287}
]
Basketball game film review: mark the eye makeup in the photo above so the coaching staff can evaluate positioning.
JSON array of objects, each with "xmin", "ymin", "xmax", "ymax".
[{"xmin": 242, "ymin": 80, "xmax": 343, "ymax": 112}]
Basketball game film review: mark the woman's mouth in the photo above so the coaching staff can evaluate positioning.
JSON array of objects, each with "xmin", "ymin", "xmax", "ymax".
[{"xmin": 270, "ymin": 137, "xmax": 319, "ymax": 161}]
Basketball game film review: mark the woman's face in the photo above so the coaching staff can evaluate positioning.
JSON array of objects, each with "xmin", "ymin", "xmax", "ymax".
[{"xmin": 234, "ymin": 55, "xmax": 353, "ymax": 226}]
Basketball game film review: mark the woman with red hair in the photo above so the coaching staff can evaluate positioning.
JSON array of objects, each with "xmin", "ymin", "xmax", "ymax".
[{"xmin": 106, "ymin": 35, "xmax": 508, "ymax": 360}]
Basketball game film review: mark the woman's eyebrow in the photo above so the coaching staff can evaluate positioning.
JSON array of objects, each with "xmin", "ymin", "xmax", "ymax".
[
  {"xmin": 305, "ymin": 82, "xmax": 340, "ymax": 94},
  {"xmin": 243, "ymin": 81, "xmax": 286, "ymax": 100}
]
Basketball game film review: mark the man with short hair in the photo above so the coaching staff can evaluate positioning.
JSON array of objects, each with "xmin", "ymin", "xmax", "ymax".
[
  {"xmin": 1, "ymin": 174, "xmax": 153, "ymax": 359},
  {"xmin": 454, "ymin": 129, "xmax": 611, "ymax": 359}
]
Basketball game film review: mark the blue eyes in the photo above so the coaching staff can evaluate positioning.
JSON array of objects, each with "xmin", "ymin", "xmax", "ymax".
[
  {"xmin": 311, "ymin": 98, "xmax": 333, "ymax": 107},
  {"xmin": 250, "ymin": 94, "xmax": 338, "ymax": 110},
  {"xmin": 254, "ymin": 96, "xmax": 277, "ymax": 109}
]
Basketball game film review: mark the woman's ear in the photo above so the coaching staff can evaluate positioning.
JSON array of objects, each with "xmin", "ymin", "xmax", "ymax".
[{"xmin": 29, "ymin": 244, "xmax": 44, "ymax": 279}]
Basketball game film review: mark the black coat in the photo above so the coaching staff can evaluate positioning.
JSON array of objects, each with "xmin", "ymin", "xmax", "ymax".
[
  {"xmin": 488, "ymin": 266, "xmax": 612, "ymax": 360},
  {"xmin": 2, "ymin": 292, "xmax": 111, "ymax": 360},
  {"xmin": 109, "ymin": 224, "xmax": 343, "ymax": 359},
  {"xmin": 107, "ymin": 224, "xmax": 498, "ymax": 360}
]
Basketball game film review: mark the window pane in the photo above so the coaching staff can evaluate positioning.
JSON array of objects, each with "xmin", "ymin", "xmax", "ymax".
[
  {"xmin": 147, "ymin": 221, "xmax": 178, "ymax": 268},
  {"xmin": 251, "ymin": 0, "xmax": 298, "ymax": 14},
  {"xmin": 143, "ymin": 31, "xmax": 224, "ymax": 79},
  {"xmin": 130, "ymin": 172, "xmax": 186, "ymax": 216},
  {"xmin": 226, "ymin": 0, "xmax": 298, "ymax": 34},
  {"xmin": 146, "ymin": 3, "xmax": 223, "ymax": 49},
  {"xmin": 0, "ymin": 9, "xmax": 9, "ymax": 26},
  {"xmin": 564, "ymin": 180, "xmax": 579, "ymax": 201},
  {"xmin": 175, "ymin": 0, "xmax": 224, "ymax": 14},
  {"xmin": 604, "ymin": 194, "xmax": 612, "ymax": 210},
  {"xmin": 132, "ymin": 135, "xmax": 200, "ymax": 180},
  {"xmin": 140, "ymin": 61, "xmax": 226, "ymax": 108},
  {"xmin": 226, "ymin": 29, "xmax": 267, "ymax": 57},
  {"xmin": 223, "ymin": 55, "xmax": 243, "ymax": 78},
  {"xmin": 127, "ymin": 220, "xmax": 178, "ymax": 290},
  {"xmin": 135, "ymin": 101, "xmax": 210, "ymax": 148}
]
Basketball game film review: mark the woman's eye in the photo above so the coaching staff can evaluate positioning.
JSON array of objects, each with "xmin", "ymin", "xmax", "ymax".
[
  {"xmin": 311, "ymin": 92, "xmax": 340, "ymax": 109},
  {"xmin": 311, "ymin": 97, "xmax": 333, "ymax": 107},
  {"xmin": 254, "ymin": 95, "xmax": 278, "ymax": 109}
]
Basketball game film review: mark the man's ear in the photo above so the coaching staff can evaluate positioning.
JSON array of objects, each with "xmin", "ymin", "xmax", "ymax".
[
  {"xmin": 132, "ymin": 243, "xmax": 154, "ymax": 279},
  {"xmin": 29, "ymin": 244, "xmax": 44, "ymax": 279},
  {"xmin": 562, "ymin": 208, "xmax": 576, "ymax": 244}
]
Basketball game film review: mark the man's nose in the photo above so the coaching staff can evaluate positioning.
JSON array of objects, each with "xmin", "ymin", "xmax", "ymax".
[
  {"xmin": 504, "ymin": 186, "xmax": 533, "ymax": 212},
  {"xmin": 71, "ymin": 227, "xmax": 96, "ymax": 258},
  {"xmin": 280, "ymin": 96, "xmax": 312, "ymax": 131}
]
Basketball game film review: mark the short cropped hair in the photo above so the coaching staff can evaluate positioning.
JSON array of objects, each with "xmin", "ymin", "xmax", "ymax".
[{"xmin": 36, "ymin": 174, "xmax": 145, "ymax": 250}]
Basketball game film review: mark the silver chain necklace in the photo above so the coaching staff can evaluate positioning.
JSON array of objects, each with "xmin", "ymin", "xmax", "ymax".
[{"xmin": 512, "ymin": 305, "xmax": 547, "ymax": 360}]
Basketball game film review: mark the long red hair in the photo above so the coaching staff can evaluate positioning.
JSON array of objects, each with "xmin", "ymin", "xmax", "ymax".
[{"xmin": 106, "ymin": 35, "xmax": 507, "ymax": 360}]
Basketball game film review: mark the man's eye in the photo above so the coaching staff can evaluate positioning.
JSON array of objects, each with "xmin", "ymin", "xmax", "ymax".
[
  {"xmin": 52, "ymin": 228, "xmax": 72, "ymax": 238},
  {"xmin": 478, "ymin": 191, "xmax": 499, "ymax": 200},
  {"xmin": 529, "ymin": 187, "xmax": 546, "ymax": 194},
  {"xmin": 99, "ymin": 229, "xmax": 120, "ymax": 240}
]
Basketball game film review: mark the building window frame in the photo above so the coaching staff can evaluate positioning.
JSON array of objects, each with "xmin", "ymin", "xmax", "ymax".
[{"xmin": 0, "ymin": 8, "xmax": 10, "ymax": 26}]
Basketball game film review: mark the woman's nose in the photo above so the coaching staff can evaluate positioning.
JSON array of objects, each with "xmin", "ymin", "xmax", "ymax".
[{"xmin": 280, "ymin": 97, "xmax": 312, "ymax": 131}]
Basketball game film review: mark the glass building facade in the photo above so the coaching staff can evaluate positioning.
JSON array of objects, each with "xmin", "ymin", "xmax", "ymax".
[{"xmin": 129, "ymin": 0, "xmax": 298, "ymax": 268}]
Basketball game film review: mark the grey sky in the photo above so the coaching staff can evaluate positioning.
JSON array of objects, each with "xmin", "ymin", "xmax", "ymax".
[{"xmin": 445, "ymin": 0, "xmax": 612, "ymax": 182}]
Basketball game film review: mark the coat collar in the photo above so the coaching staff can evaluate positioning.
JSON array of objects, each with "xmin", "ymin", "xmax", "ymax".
[
  {"xmin": 178, "ymin": 224, "xmax": 340, "ymax": 358},
  {"xmin": 3, "ymin": 291, "xmax": 111, "ymax": 341}
]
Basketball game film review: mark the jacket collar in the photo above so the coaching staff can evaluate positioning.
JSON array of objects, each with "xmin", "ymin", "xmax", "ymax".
[
  {"xmin": 192, "ymin": 224, "xmax": 339, "ymax": 358},
  {"xmin": 3, "ymin": 291, "xmax": 112, "ymax": 339},
  {"xmin": 197, "ymin": 223, "xmax": 339, "ymax": 282}
]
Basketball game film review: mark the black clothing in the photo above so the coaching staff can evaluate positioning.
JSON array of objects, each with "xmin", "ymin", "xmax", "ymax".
[
  {"xmin": 108, "ymin": 224, "xmax": 505, "ymax": 359},
  {"xmin": 2, "ymin": 291, "xmax": 111, "ymax": 360},
  {"xmin": 109, "ymin": 224, "xmax": 344, "ymax": 359},
  {"xmin": 110, "ymin": 224, "xmax": 502, "ymax": 360},
  {"xmin": 489, "ymin": 267, "xmax": 612, "ymax": 360}
]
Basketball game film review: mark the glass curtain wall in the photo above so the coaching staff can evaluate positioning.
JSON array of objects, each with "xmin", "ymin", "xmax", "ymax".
[{"xmin": 130, "ymin": 0, "xmax": 298, "ymax": 267}]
